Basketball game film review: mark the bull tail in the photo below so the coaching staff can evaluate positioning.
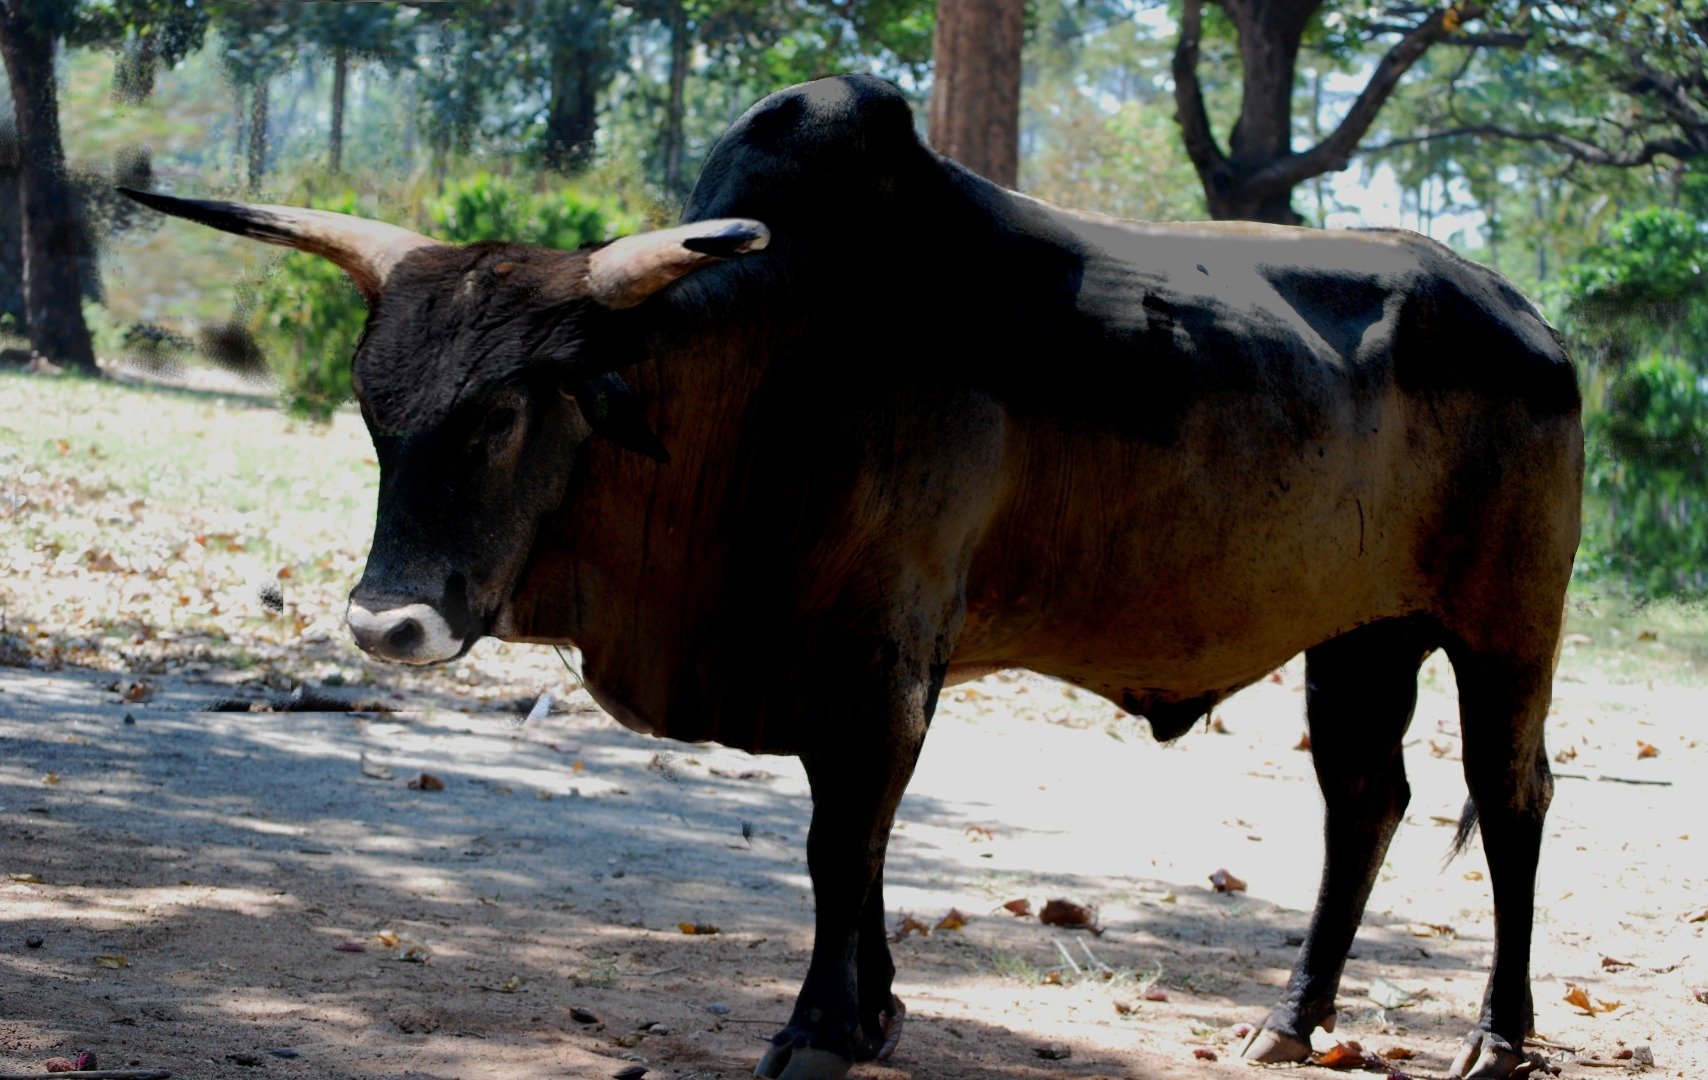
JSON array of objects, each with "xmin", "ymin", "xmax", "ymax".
[{"xmin": 1446, "ymin": 797, "xmax": 1479, "ymax": 862}]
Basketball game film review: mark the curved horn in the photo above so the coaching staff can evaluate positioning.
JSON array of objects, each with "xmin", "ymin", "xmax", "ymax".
[
  {"xmin": 587, "ymin": 218, "xmax": 770, "ymax": 310},
  {"xmin": 118, "ymin": 187, "xmax": 438, "ymax": 303}
]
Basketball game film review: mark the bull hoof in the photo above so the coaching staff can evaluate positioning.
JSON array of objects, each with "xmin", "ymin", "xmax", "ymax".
[
  {"xmin": 1449, "ymin": 1030, "xmax": 1537, "ymax": 1078},
  {"xmin": 856, "ymin": 994, "xmax": 906, "ymax": 1062},
  {"xmin": 754, "ymin": 1044, "xmax": 852, "ymax": 1080},
  {"xmin": 1240, "ymin": 1025, "xmax": 1313, "ymax": 1064}
]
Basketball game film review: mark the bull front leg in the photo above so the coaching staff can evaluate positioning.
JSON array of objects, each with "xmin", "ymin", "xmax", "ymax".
[{"xmin": 755, "ymin": 677, "xmax": 931, "ymax": 1080}]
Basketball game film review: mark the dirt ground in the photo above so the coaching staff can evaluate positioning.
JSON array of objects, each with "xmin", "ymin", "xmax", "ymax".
[{"xmin": 2, "ymin": 373, "xmax": 1706, "ymax": 1079}]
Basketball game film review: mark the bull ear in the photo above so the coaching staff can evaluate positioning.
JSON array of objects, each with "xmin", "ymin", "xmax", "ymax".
[
  {"xmin": 586, "ymin": 218, "xmax": 769, "ymax": 310},
  {"xmin": 570, "ymin": 372, "xmax": 671, "ymax": 463},
  {"xmin": 118, "ymin": 187, "xmax": 439, "ymax": 303}
]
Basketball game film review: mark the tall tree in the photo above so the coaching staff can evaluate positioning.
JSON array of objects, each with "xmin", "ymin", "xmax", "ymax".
[
  {"xmin": 540, "ymin": 0, "xmax": 615, "ymax": 171},
  {"xmin": 1173, "ymin": 1, "xmax": 1708, "ymax": 225},
  {"xmin": 211, "ymin": 2, "xmax": 295, "ymax": 191},
  {"xmin": 298, "ymin": 4, "xmax": 401, "ymax": 174},
  {"xmin": 930, "ymin": 0, "xmax": 1024, "ymax": 186},
  {"xmin": 0, "ymin": 0, "xmax": 98, "ymax": 373}
]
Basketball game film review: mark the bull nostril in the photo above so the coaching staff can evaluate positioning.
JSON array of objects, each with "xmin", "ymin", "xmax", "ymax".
[{"xmin": 385, "ymin": 619, "xmax": 424, "ymax": 654}]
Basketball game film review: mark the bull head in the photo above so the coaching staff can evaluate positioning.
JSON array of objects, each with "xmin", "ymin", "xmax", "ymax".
[{"xmin": 120, "ymin": 187, "xmax": 768, "ymax": 665}]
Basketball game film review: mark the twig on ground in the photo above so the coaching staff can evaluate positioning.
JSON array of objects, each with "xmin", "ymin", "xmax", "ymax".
[{"xmin": 1553, "ymin": 773, "xmax": 1673, "ymax": 786}]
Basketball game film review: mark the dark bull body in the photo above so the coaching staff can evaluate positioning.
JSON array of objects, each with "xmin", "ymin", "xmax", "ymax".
[{"xmin": 128, "ymin": 75, "xmax": 1582, "ymax": 1080}]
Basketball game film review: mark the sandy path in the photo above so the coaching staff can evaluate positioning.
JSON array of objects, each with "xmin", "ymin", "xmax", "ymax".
[{"xmin": 2, "ymin": 652, "xmax": 1702, "ymax": 1080}]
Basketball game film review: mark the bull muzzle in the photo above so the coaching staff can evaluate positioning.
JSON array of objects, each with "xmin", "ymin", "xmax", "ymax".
[{"xmin": 345, "ymin": 596, "xmax": 465, "ymax": 665}]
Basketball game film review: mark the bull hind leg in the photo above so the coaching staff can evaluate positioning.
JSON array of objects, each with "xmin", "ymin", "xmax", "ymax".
[
  {"xmin": 1244, "ymin": 617, "xmax": 1434, "ymax": 1064},
  {"xmin": 1445, "ymin": 646, "xmax": 1556, "ymax": 1079}
]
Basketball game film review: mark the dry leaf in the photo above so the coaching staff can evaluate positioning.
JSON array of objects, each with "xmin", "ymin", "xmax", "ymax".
[
  {"xmin": 93, "ymin": 954, "xmax": 129, "ymax": 968},
  {"xmin": 1294, "ymin": 731, "xmax": 1312, "ymax": 751},
  {"xmin": 1268, "ymin": 670, "xmax": 1284, "ymax": 683},
  {"xmin": 44, "ymin": 1059, "xmax": 76, "ymax": 1073},
  {"xmin": 1209, "ymin": 868, "xmax": 1247, "ymax": 893},
  {"xmin": 41, "ymin": 773, "xmax": 60, "ymax": 786},
  {"xmin": 965, "ymin": 825, "xmax": 995, "ymax": 842},
  {"xmin": 122, "ymin": 679, "xmax": 155, "ymax": 703},
  {"xmin": 1554, "ymin": 745, "xmax": 1577, "ymax": 763},
  {"xmin": 1691, "ymin": 986, "xmax": 1707, "ymax": 1004},
  {"xmin": 1002, "ymin": 898, "xmax": 1032, "ymax": 917},
  {"xmin": 677, "ymin": 921, "xmax": 720, "ymax": 935},
  {"xmin": 892, "ymin": 915, "xmax": 931, "ymax": 941},
  {"xmin": 1041, "ymin": 970, "xmax": 1063, "ymax": 985},
  {"xmin": 1192, "ymin": 1047, "xmax": 1218, "ymax": 1061},
  {"xmin": 358, "ymin": 755, "xmax": 393, "ymax": 780},
  {"xmin": 1563, "ymin": 983, "xmax": 1621, "ymax": 1015},
  {"xmin": 1407, "ymin": 922, "xmax": 1455, "ymax": 938},
  {"xmin": 1600, "ymin": 955, "xmax": 1632, "ymax": 970},
  {"xmin": 1311, "ymin": 1040, "xmax": 1370, "ymax": 1069},
  {"xmin": 1381, "ymin": 1046, "xmax": 1417, "ymax": 1060},
  {"xmin": 935, "ymin": 908, "xmax": 969, "ymax": 931},
  {"xmin": 1039, "ymin": 898, "xmax": 1102, "ymax": 934},
  {"xmin": 1636, "ymin": 741, "xmax": 1659, "ymax": 759},
  {"xmin": 1685, "ymin": 907, "xmax": 1708, "ymax": 923},
  {"xmin": 1113, "ymin": 1000, "xmax": 1135, "ymax": 1015},
  {"xmin": 408, "ymin": 773, "xmax": 445, "ymax": 791},
  {"xmin": 1429, "ymin": 739, "xmax": 1452, "ymax": 757},
  {"xmin": 9, "ymin": 872, "xmax": 42, "ymax": 883},
  {"xmin": 1637, "ymin": 629, "xmax": 1657, "ymax": 641}
]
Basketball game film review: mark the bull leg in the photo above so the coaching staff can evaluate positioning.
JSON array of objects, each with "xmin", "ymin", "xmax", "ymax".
[
  {"xmin": 756, "ymin": 718, "xmax": 925, "ymax": 1080},
  {"xmin": 1245, "ymin": 620, "xmax": 1429, "ymax": 1064},
  {"xmin": 1447, "ymin": 651, "xmax": 1554, "ymax": 1080},
  {"xmin": 853, "ymin": 872, "xmax": 905, "ymax": 1061}
]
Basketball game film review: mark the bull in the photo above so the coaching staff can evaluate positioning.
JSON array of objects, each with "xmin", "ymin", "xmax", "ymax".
[{"xmin": 125, "ymin": 74, "xmax": 1582, "ymax": 1080}]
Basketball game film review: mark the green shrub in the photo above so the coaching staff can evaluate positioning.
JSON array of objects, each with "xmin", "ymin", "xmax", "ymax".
[{"xmin": 246, "ymin": 177, "xmax": 639, "ymax": 421}]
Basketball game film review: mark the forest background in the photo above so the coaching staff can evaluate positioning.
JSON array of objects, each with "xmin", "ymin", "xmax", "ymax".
[{"xmin": 2, "ymin": 0, "xmax": 1706, "ymax": 598}]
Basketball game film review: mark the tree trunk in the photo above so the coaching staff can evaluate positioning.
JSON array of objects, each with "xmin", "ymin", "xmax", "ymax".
[
  {"xmin": 542, "ymin": 2, "xmax": 610, "ymax": 173},
  {"xmin": 247, "ymin": 77, "xmax": 269, "ymax": 192},
  {"xmin": 329, "ymin": 45, "xmax": 347, "ymax": 173},
  {"xmin": 0, "ymin": 5, "xmax": 99, "ymax": 375},
  {"xmin": 928, "ymin": 0, "xmax": 1023, "ymax": 188},
  {"xmin": 1210, "ymin": 0, "xmax": 1316, "ymax": 224},
  {"xmin": 662, "ymin": 0, "xmax": 689, "ymax": 196}
]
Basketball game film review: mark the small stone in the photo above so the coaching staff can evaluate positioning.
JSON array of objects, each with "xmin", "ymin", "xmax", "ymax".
[
  {"xmin": 227, "ymin": 1052, "xmax": 264, "ymax": 1066},
  {"xmin": 123, "ymin": 713, "xmax": 136, "ymax": 724},
  {"xmin": 1034, "ymin": 1042, "xmax": 1071, "ymax": 1060},
  {"xmin": 569, "ymin": 1006, "xmax": 600, "ymax": 1024},
  {"xmin": 25, "ymin": 934, "xmax": 44, "ymax": 948},
  {"xmin": 706, "ymin": 1002, "xmax": 730, "ymax": 1015},
  {"xmin": 613, "ymin": 1067, "xmax": 647, "ymax": 1079},
  {"xmin": 1632, "ymin": 1045, "xmax": 1654, "ymax": 1066}
]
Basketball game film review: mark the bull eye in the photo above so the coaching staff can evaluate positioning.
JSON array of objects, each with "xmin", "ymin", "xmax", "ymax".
[{"xmin": 478, "ymin": 405, "xmax": 518, "ymax": 443}]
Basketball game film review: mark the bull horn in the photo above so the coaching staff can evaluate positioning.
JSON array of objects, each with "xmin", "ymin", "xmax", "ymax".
[
  {"xmin": 118, "ymin": 187, "xmax": 439, "ymax": 303},
  {"xmin": 587, "ymin": 218, "xmax": 770, "ymax": 310}
]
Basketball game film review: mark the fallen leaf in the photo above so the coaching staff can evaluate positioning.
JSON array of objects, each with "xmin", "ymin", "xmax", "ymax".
[
  {"xmin": 41, "ymin": 773, "xmax": 60, "ymax": 786},
  {"xmin": 1563, "ymin": 983, "xmax": 1622, "ymax": 1015},
  {"xmin": 1637, "ymin": 629, "xmax": 1657, "ymax": 641},
  {"xmin": 935, "ymin": 908, "xmax": 970, "ymax": 931},
  {"xmin": 1209, "ymin": 868, "xmax": 1247, "ymax": 893},
  {"xmin": 1367, "ymin": 976, "xmax": 1414, "ymax": 1010},
  {"xmin": 1600, "ymin": 956, "xmax": 1632, "ymax": 970},
  {"xmin": 1039, "ymin": 898, "xmax": 1102, "ymax": 934},
  {"xmin": 1612, "ymin": 1049, "xmax": 1633, "ymax": 1060},
  {"xmin": 892, "ymin": 915, "xmax": 931, "ymax": 941},
  {"xmin": 44, "ymin": 1059, "xmax": 76, "ymax": 1073},
  {"xmin": 1113, "ymin": 1000, "xmax": 1135, "ymax": 1015},
  {"xmin": 1294, "ymin": 731, "xmax": 1312, "ymax": 751},
  {"xmin": 1269, "ymin": 670, "xmax": 1284, "ymax": 683},
  {"xmin": 93, "ymin": 954, "xmax": 129, "ymax": 968},
  {"xmin": 1554, "ymin": 745, "xmax": 1577, "ymax": 763},
  {"xmin": 1692, "ymin": 986, "xmax": 1707, "ymax": 1004},
  {"xmin": 358, "ymin": 755, "xmax": 393, "ymax": 780},
  {"xmin": 8, "ymin": 872, "xmax": 42, "ymax": 883},
  {"xmin": 1002, "ymin": 898, "xmax": 1032, "ymax": 917},
  {"xmin": 408, "ymin": 773, "xmax": 445, "ymax": 792},
  {"xmin": 375, "ymin": 929, "xmax": 430, "ymax": 962},
  {"xmin": 1429, "ymin": 739, "xmax": 1452, "ymax": 757},
  {"xmin": 1208, "ymin": 715, "xmax": 1229, "ymax": 733},
  {"xmin": 678, "ymin": 921, "xmax": 720, "ymax": 935},
  {"xmin": 1041, "ymin": 970, "xmax": 1063, "ymax": 985},
  {"xmin": 1193, "ymin": 1047, "xmax": 1218, "ymax": 1061},
  {"xmin": 1311, "ymin": 1040, "xmax": 1371, "ymax": 1069},
  {"xmin": 122, "ymin": 679, "xmax": 155, "ymax": 703},
  {"xmin": 1463, "ymin": 869, "xmax": 1483, "ymax": 881},
  {"xmin": 1636, "ymin": 741, "xmax": 1658, "ymax": 759},
  {"xmin": 1685, "ymin": 908, "xmax": 1708, "ymax": 923},
  {"xmin": 1381, "ymin": 1046, "xmax": 1417, "ymax": 1060},
  {"xmin": 965, "ymin": 825, "xmax": 995, "ymax": 841},
  {"xmin": 1407, "ymin": 922, "xmax": 1455, "ymax": 938},
  {"xmin": 613, "ymin": 1031, "xmax": 643, "ymax": 1047}
]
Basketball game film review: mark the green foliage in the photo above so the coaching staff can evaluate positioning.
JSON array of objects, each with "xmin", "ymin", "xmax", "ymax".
[
  {"xmin": 245, "ymin": 178, "xmax": 636, "ymax": 422},
  {"xmin": 1567, "ymin": 200, "xmax": 1708, "ymax": 596},
  {"xmin": 1582, "ymin": 353, "xmax": 1708, "ymax": 594}
]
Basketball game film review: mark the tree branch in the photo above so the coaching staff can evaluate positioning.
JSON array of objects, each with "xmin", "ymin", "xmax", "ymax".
[
  {"xmin": 1171, "ymin": 0, "xmax": 1227, "ymax": 186},
  {"xmin": 1246, "ymin": 3, "xmax": 1486, "ymax": 194},
  {"xmin": 1361, "ymin": 125, "xmax": 1702, "ymax": 166}
]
